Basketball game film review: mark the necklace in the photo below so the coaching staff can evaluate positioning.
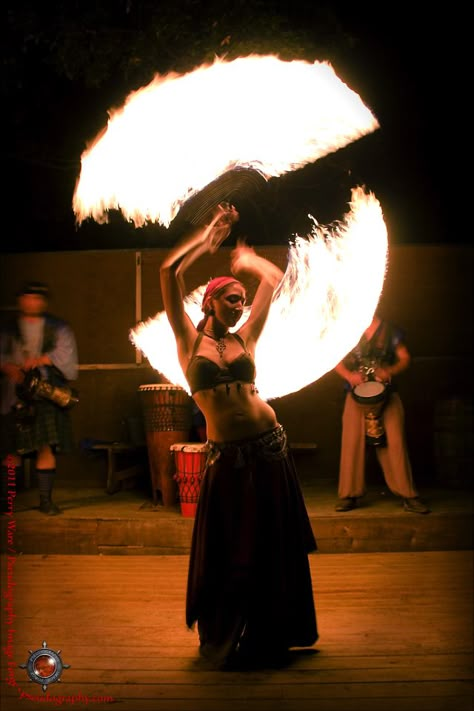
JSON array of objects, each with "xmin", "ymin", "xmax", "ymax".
[{"xmin": 203, "ymin": 330, "xmax": 227, "ymax": 359}]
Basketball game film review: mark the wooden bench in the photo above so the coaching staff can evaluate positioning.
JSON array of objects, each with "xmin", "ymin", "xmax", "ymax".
[
  {"xmin": 289, "ymin": 442, "xmax": 318, "ymax": 454},
  {"xmin": 90, "ymin": 441, "xmax": 146, "ymax": 494},
  {"xmin": 23, "ymin": 441, "xmax": 316, "ymax": 494}
]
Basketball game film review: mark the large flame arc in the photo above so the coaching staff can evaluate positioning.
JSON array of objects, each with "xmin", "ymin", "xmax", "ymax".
[
  {"xmin": 73, "ymin": 54, "xmax": 387, "ymax": 397},
  {"xmin": 130, "ymin": 187, "xmax": 388, "ymax": 400},
  {"xmin": 73, "ymin": 55, "xmax": 379, "ymax": 228}
]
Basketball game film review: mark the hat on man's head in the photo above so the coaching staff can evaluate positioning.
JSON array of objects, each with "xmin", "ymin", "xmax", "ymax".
[{"xmin": 18, "ymin": 281, "xmax": 50, "ymax": 298}]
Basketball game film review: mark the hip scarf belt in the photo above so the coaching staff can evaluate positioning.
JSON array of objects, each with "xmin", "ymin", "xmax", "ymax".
[{"xmin": 206, "ymin": 424, "xmax": 288, "ymax": 469}]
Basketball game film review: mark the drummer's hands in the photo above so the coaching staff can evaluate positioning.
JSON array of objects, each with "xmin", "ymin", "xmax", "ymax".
[
  {"xmin": 1, "ymin": 363, "xmax": 25, "ymax": 385},
  {"xmin": 373, "ymin": 367, "xmax": 391, "ymax": 384},
  {"xmin": 22, "ymin": 355, "xmax": 51, "ymax": 371},
  {"xmin": 347, "ymin": 371, "xmax": 365, "ymax": 388}
]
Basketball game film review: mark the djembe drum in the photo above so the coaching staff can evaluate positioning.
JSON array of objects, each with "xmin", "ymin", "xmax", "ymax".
[
  {"xmin": 351, "ymin": 380, "xmax": 388, "ymax": 447},
  {"xmin": 138, "ymin": 385, "xmax": 193, "ymax": 506},
  {"xmin": 170, "ymin": 442, "xmax": 209, "ymax": 518}
]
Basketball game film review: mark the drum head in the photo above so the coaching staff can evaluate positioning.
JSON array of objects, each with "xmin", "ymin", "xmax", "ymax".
[
  {"xmin": 170, "ymin": 442, "xmax": 209, "ymax": 453},
  {"xmin": 353, "ymin": 381, "xmax": 385, "ymax": 399}
]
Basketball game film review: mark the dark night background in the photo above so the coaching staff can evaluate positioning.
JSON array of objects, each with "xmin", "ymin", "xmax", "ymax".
[{"xmin": 2, "ymin": 1, "xmax": 465, "ymax": 253}]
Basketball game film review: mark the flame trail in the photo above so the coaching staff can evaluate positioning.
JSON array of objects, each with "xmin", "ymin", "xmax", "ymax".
[
  {"xmin": 73, "ymin": 54, "xmax": 387, "ymax": 395},
  {"xmin": 130, "ymin": 187, "xmax": 388, "ymax": 400},
  {"xmin": 73, "ymin": 55, "xmax": 379, "ymax": 228}
]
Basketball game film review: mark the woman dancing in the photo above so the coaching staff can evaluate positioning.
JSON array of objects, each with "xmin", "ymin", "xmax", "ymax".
[{"xmin": 160, "ymin": 202, "xmax": 318, "ymax": 669}]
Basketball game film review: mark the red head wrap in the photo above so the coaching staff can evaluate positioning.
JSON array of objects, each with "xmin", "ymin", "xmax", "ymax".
[{"xmin": 201, "ymin": 276, "xmax": 243, "ymax": 314}]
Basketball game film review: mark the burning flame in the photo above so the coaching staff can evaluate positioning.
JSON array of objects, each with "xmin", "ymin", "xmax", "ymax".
[
  {"xmin": 73, "ymin": 55, "xmax": 379, "ymax": 228},
  {"xmin": 130, "ymin": 186, "xmax": 388, "ymax": 400},
  {"xmin": 72, "ymin": 54, "xmax": 386, "ymax": 395}
]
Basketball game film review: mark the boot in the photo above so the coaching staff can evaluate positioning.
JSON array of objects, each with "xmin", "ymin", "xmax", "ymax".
[{"xmin": 37, "ymin": 468, "xmax": 61, "ymax": 515}]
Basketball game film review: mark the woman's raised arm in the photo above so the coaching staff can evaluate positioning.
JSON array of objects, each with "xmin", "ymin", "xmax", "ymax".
[
  {"xmin": 231, "ymin": 242, "xmax": 284, "ymax": 348},
  {"xmin": 160, "ymin": 204, "xmax": 239, "ymax": 359}
]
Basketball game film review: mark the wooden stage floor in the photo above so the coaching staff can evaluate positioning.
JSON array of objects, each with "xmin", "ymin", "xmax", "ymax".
[
  {"xmin": 0, "ymin": 551, "xmax": 472, "ymax": 711},
  {"xmin": 3, "ymin": 478, "xmax": 473, "ymax": 555},
  {"xmin": 1, "ymin": 478, "xmax": 472, "ymax": 711}
]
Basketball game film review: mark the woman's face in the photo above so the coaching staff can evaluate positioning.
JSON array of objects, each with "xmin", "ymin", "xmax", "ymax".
[{"xmin": 212, "ymin": 285, "xmax": 246, "ymax": 327}]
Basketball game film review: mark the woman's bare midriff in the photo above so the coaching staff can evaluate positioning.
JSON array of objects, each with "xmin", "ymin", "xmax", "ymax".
[{"xmin": 193, "ymin": 381, "xmax": 278, "ymax": 442}]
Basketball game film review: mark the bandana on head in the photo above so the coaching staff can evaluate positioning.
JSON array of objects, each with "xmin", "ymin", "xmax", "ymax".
[{"xmin": 201, "ymin": 276, "xmax": 243, "ymax": 314}]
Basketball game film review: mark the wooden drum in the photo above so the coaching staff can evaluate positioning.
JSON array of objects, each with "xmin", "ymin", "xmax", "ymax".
[
  {"xmin": 171, "ymin": 442, "xmax": 209, "ymax": 518},
  {"xmin": 138, "ymin": 384, "xmax": 193, "ymax": 507}
]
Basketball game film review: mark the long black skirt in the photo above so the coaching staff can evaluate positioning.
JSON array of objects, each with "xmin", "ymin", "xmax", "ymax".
[{"xmin": 186, "ymin": 425, "xmax": 318, "ymax": 669}]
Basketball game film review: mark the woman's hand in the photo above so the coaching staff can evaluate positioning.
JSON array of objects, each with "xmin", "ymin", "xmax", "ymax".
[
  {"xmin": 161, "ymin": 202, "xmax": 239, "ymax": 273},
  {"xmin": 230, "ymin": 240, "xmax": 256, "ymax": 277},
  {"xmin": 231, "ymin": 240, "xmax": 283, "ymax": 286},
  {"xmin": 214, "ymin": 202, "xmax": 239, "ymax": 227},
  {"xmin": 206, "ymin": 203, "xmax": 239, "ymax": 254}
]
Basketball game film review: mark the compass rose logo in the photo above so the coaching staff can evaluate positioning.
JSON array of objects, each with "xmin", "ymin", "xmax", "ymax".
[{"xmin": 19, "ymin": 640, "xmax": 70, "ymax": 691}]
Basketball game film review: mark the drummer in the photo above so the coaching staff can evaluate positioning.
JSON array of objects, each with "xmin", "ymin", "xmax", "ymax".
[{"xmin": 333, "ymin": 313, "xmax": 430, "ymax": 514}]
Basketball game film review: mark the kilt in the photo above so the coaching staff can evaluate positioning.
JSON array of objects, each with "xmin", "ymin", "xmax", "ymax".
[{"xmin": 1, "ymin": 398, "xmax": 74, "ymax": 457}]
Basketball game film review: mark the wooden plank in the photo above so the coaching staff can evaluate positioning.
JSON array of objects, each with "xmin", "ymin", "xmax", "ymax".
[
  {"xmin": 2, "ymin": 682, "xmax": 472, "ymax": 711},
  {"xmin": 290, "ymin": 442, "xmax": 318, "ymax": 451},
  {"xmin": 7, "ymin": 492, "xmax": 472, "ymax": 555},
  {"xmin": 1, "ymin": 552, "xmax": 472, "ymax": 711}
]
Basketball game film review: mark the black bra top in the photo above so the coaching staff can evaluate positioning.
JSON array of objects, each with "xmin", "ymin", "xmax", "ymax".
[{"xmin": 186, "ymin": 332, "xmax": 256, "ymax": 395}]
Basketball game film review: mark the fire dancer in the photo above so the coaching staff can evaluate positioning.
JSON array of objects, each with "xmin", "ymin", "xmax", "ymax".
[
  {"xmin": 160, "ymin": 203, "xmax": 318, "ymax": 669},
  {"xmin": 334, "ymin": 313, "xmax": 430, "ymax": 514},
  {"xmin": 0, "ymin": 282, "xmax": 78, "ymax": 515}
]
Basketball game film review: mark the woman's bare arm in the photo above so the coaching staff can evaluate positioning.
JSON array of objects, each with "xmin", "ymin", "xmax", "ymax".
[
  {"xmin": 160, "ymin": 204, "xmax": 239, "ymax": 360},
  {"xmin": 231, "ymin": 242, "xmax": 284, "ymax": 348}
]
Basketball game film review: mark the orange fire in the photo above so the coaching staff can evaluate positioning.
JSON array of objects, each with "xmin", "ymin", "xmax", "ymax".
[
  {"xmin": 130, "ymin": 187, "xmax": 388, "ymax": 399},
  {"xmin": 73, "ymin": 55, "xmax": 379, "ymax": 228},
  {"xmin": 72, "ymin": 54, "xmax": 387, "ymax": 396}
]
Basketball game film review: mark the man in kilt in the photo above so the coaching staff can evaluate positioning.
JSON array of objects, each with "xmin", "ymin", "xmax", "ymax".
[{"xmin": 1, "ymin": 282, "xmax": 78, "ymax": 515}]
